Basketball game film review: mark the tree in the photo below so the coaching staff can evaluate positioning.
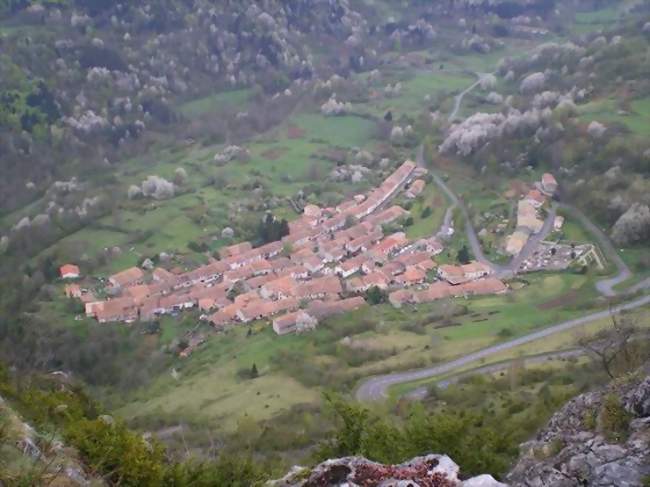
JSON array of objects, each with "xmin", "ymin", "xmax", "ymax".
[
  {"xmin": 457, "ymin": 245, "xmax": 471, "ymax": 264},
  {"xmin": 578, "ymin": 310, "xmax": 637, "ymax": 379},
  {"xmin": 250, "ymin": 363, "xmax": 259, "ymax": 379},
  {"xmin": 366, "ymin": 286, "xmax": 387, "ymax": 305}
]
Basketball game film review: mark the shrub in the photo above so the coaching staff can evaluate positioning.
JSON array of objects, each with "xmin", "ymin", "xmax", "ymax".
[{"xmin": 599, "ymin": 394, "xmax": 631, "ymax": 442}]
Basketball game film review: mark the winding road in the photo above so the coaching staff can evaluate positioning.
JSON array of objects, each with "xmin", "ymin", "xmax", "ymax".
[
  {"xmin": 355, "ymin": 72, "xmax": 650, "ymax": 403},
  {"xmin": 355, "ymin": 294, "xmax": 650, "ymax": 401},
  {"xmin": 404, "ymin": 349, "xmax": 584, "ymax": 401}
]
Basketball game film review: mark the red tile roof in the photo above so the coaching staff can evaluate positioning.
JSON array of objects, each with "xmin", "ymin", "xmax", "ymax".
[{"xmin": 59, "ymin": 264, "xmax": 80, "ymax": 278}]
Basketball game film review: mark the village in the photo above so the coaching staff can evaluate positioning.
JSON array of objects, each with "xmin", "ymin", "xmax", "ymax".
[
  {"xmin": 58, "ymin": 159, "xmax": 515, "ymax": 337},
  {"xmin": 58, "ymin": 161, "xmax": 587, "ymax": 339}
]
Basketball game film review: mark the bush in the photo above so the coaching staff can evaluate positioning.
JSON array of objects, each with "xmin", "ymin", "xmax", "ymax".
[{"xmin": 599, "ymin": 394, "xmax": 631, "ymax": 442}]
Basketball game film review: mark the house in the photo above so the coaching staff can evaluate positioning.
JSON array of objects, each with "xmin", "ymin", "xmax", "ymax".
[
  {"xmin": 108, "ymin": 267, "xmax": 145, "ymax": 289},
  {"xmin": 220, "ymin": 241, "xmax": 253, "ymax": 259},
  {"xmin": 268, "ymin": 257, "xmax": 292, "ymax": 272},
  {"xmin": 415, "ymin": 237, "xmax": 444, "ymax": 255},
  {"xmin": 346, "ymin": 272, "xmax": 388, "ymax": 293},
  {"xmin": 273, "ymin": 310, "xmax": 318, "ymax": 335},
  {"xmin": 379, "ymin": 261, "xmax": 406, "ymax": 280},
  {"xmin": 245, "ymin": 272, "xmax": 278, "ymax": 290},
  {"xmin": 524, "ymin": 189, "xmax": 546, "ymax": 208},
  {"xmin": 395, "ymin": 252, "xmax": 436, "ymax": 271},
  {"xmin": 405, "ymin": 179, "xmax": 426, "ymax": 199},
  {"xmin": 335, "ymin": 256, "xmax": 365, "ymax": 278},
  {"xmin": 304, "ymin": 204, "xmax": 322, "ymax": 219},
  {"xmin": 461, "ymin": 262, "xmax": 492, "ymax": 280},
  {"xmin": 303, "ymin": 256, "xmax": 325, "ymax": 273},
  {"xmin": 389, "ymin": 289, "xmax": 414, "ymax": 308},
  {"xmin": 369, "ymin": 232, "xmax": 409, "ymax": 261},
  {"xmin": 306, "ymin": 297, "xmax": 366, "ymax": 320},
  {"xmin": 85, "ymin": 301, "xmax": 104, "ymax": 318},
  {"xmin": 505, "ymin": 229, "xmax": 531, "ymax": 256},
  {"xmin": 297, "ymin": 276, "xmax": 343, "ymax": 300},
  {"xmin": 413, "ymin": 281, "xmax": 454, "ymax": 303},
  {"xmin": 459, "ymin": 278, "xmax": 507, "ymax": 296},
  {"xmin": 437, "ymin": 265, "xmax": 468, "ymax": 285},
  {"xmin": 152, "ymin": 267, "xmax": 175, "ymax": 283},
  {"xmin": 365, "ymin": 206, "xmax": 409, "ymax": 227},
  {"xmin": 553, "ymin": 215, "xmax": 565, "ymax": 231},
  {"xmin": 284, "ymin": 265, "xmax": 310, "ymax": 279},
  {"xmin": 395, "ymin": 266, "xmax": 427, "ymax": 287},
  {"xmin": 541, "ymin": 173, "xmax": 558, "ymax": 195},
  {"xmin": 95, "ymin": 297, "xmax": 137, "ymax": 323},
  {"xmin": 249, "ymin": 259, "xmax": 273, "ymax": 276},
  {"xmin": 258, "ymin": 241, "xmax": 283, "ymax": 259},
  {"xmin": 260, "ymin": 276, "xmax": 298, "ymax": 300},
  {"xmin": 125, "ymin": 284, "xmax": 151, "ymax": 304},
  {"xmin": 64, "ymin": 283, "xmax": 82, "ymax": 298},
  {"xmin": 517, "ymin": 200, "xmax": 544, "ymax": 233},
  {"xmin": 59, "ymin": 264, "xmax": 80, "ymax": 280}
]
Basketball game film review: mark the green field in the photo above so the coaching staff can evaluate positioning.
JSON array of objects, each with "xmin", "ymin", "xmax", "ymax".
[
  {"xmin": 577, "ymin": 96, "xmax": 650, "ymax": 136},
  {"xmin": 111, "ymin": 271, "xmax": 605, "ymax": 434},
  {"xmin": 179, "ymin": 89, "xmax": 253, "ymax": 118}
]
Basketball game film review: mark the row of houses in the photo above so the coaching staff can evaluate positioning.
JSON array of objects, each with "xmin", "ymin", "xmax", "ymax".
[
  {"xmin": 388, "ymin": 277, "xmax": 508, "ymax": 308},
  {"xmin": 505, "ymin": 173, "xmax": 558, "ymax": 256}
]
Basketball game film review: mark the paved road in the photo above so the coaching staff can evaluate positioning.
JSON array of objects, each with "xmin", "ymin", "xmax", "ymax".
[
  {"xmin": 358, "ymin": 71, "xmax": 650, "ymax": 403},
  {"xmin": 355, "ymin": 293, "xmax": 650, "ymax": 401},
  {"xmin": 404, "ymin": 349, "xmax": 584, "ymax": 400},
  {"xmin": 558, "ymin": 204, "xmax": 632, "ymax": 297},
  {"xmin": 416, "ymin": 146, "xmax": 506, "ymax": 273}
]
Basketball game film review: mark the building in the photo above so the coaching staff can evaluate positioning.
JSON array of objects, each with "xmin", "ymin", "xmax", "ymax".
[
  {"xmin": 272, "ymin": 310, "xmax": 318, "ymax": 335},
  {"xmin": 108, "ymin": 267, "xmax": 145, "ymax": 289},
  {"xmin": 405, "ymin": 179, "xmax": 426, "ymax": 199},
  {"xmin": 541, "ymin": 173, "xmax": 558, "ymax": 195},
  {"xmin": 437, "ymin": 265, "xmax": 468, "ymax": 285},
  {"xmin": 461, "ymin": 262, "xmax": 492, "ymax": 280},
  {"xmin": 395, "ymin": 266, "xmax": 427, "ymax": 287},
  {"xmin": 59, "ymin": 264, "xmax": 80, "ymax": 280},
  {"xmin": 388, "ymin": 289, "xmax": 414, "ymax": 308},
  {"xmin": 220, "ymin": 241, "xmax": 253, "ymax": 259},
  {"xmin": 505, "ymin": 229, "xmax": 531, "ymax": 256},
  {"xmin": 306, "ymin": 297, "xmax": 366, "ymax": 320},
  {"xmin": 524, "ymin": 189, "xmax": 546, "ymax": 208},
  {"xmin": 260, "ymin": 276, "xmax": 298, "ymax": 300}
]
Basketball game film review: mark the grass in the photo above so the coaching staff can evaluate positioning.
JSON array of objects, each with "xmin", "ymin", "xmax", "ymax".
[
  {"xmin": 179, "ymin": 89, "xmax": 253, "ymax": 118},
  {"xmin": 577, "ymin": 96, "xmax": 650, "ymax": 136},
  {"xmin": 405, "ymin": 185, "xmax": 446, "ymax": 240},
  {"xmin": 110, "ymin": 270, "xmax": 607, "ymax": 434},
  {"xmin": 572, "ymin": 7, "xmax": 620, "ymax": 34},
  {"xmin": 390, "ymin": 305, "xmax": 650, "ymax": 400}
]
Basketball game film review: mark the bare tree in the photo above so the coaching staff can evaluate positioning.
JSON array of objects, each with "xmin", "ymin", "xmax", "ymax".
[{"xmin": 578, "ymin": 307, "xmax": 637, "ymax": 379}]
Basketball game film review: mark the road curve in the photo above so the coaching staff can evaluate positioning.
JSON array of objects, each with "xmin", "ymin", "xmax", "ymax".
[
  {"xmin": 404, "ymin": 349, "xmax": 584, "ymax": 401},
  {"xmin": 355, "ymin": 294, "xmax": 650, "ymax": 401}
]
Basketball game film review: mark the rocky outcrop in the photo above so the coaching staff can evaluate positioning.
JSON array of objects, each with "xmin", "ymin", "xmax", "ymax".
[
  {"xmin": 507, "ymin": 368, "xmax": 650, "ymax": 486},
  {"xmin": 268, "ymin": 454, "xmax": 506, "ymax": 487}
]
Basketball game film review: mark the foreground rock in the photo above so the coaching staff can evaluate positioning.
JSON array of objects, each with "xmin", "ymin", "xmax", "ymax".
[
  {"xmin": 507, "ymin": 367, "xmax": 650, "ymax": 486},
  {"xmin": 268, "ymin": 454, "xmax": 506, "ymax": 487}
]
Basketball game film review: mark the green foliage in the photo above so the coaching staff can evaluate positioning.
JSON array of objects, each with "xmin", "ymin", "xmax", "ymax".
[
  {"xmin": 65, "ymin": 418, "xmax": 167, "ymax": 486},
  {"xmin": 365, "ymin": 285, "xmax": 388, "ymax": 305},
  {"xmin": 599, "ymin": 394, "xmax": 631, "ymax": 442},
  {"xmin": 457, "ymin": 245, "xmax": 471, "ymax": 264},
  {"xmin": 317, "ymin": 394, "xmax": 515, "ymax": 479},
  {"xmin": 257, "ymin": 213, "xmax": 290, "ymax": 245}
]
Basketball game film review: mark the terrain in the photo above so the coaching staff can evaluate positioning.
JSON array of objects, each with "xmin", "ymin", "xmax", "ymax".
[{"xmin": 0, "ymin": 0, "xmax": 649, "ymax": 485}]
